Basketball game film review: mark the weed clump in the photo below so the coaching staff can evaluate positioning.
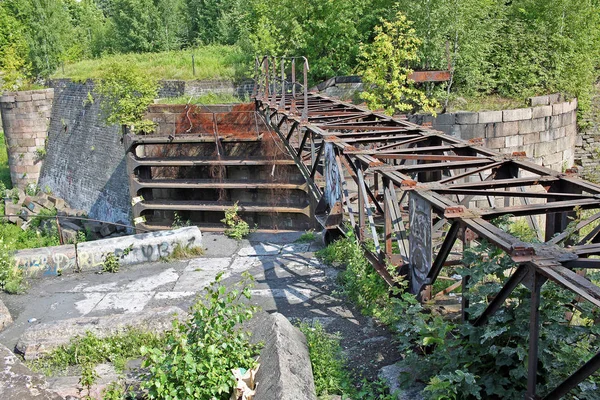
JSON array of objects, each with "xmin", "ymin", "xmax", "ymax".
[
  {"xmin": 142, "ymin": 272, "xmax": 260, "ymax": 399},
  {"xmin": 222, "ymin": 202, "xmax": 250, "ymax": 240},
  {"xmin": 0, "ymin": 240, "xmax": 22, "ymax": 293}
]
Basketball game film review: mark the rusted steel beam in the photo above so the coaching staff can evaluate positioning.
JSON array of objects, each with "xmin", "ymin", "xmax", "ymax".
[
  {"xmin": 375, "ymin": 159, "xmax": 496, "ymax": 173},
  {"xmin": 542, "ymin": 351, "xmax": 600, "ymax": 400},
  {"xmin": 480, "ymin": 198, "xmax": 600, "ymax": 219},
  {"xmin": 131, "ymin": 178, "xmax": 308, "ymax": 191},
  {"xmin": 473, "ymin": 264, "xmax": 530, "ymax": 327},
  {"xmin": 134, "ymin": 200, "xmax": 311, "ymax": 216},
  {"xmin": 408, "ymin": 70, "xmax": 451, "ymax": 82},
  {"xmin": 435, "ymin": 188, "xmax": 598, "ymax": 200}
]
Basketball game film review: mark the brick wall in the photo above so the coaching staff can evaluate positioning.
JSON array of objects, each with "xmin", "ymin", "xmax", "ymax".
[
  {"xmin": 0, "ymin": 89, "xmax": 53, "ymax": 189},
  {"xmin": 408, "ymin": 95, "xmax": 578, "ymax": 172},
  {"xmin": 38, "ymin": 80, "xmax": 131, "ymax": 224}
]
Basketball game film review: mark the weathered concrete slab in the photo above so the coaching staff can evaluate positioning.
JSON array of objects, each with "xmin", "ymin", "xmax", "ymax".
[
  {"xmin": 16, "ymin": 306, "xmax": 186, "ymax": 360},
  {"xmin": 0, "ymin": 297, "xmax": 13, "ymax": 331},
  {"xmin": 13, "ymin": 226, "xmax": 202, "ymax": 276},
  {"xmin": 248, "ymin": 312, "xmax": 316, "ymax": 400},
  {"xmin": 0, "ymin": 343, "xmax": 63, "ymax": 399}
]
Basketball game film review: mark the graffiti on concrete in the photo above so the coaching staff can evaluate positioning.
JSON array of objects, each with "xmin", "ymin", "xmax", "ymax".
[
  {"xmin": 14, "ymin": 227, "xmax": 201, "ymax": 276},
  {"xmin": 408, "ymin": 193, "xmax": 432, "ymax": 295}
]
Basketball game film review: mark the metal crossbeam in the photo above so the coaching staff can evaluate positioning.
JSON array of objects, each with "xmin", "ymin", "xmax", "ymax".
[{"xmin": 253, "ymin": 56, "xmax": 600, "ymax": 398}]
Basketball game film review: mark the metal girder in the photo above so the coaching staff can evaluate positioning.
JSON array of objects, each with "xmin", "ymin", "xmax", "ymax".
[{"xmin": 253, "ymin": 56, "xmax": 600, "ymax": 398}]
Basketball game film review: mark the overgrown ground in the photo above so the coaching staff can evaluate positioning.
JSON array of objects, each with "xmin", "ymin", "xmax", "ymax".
[{"xmin": 50, "ymin": 45, "xmax": 249, "ymax": 82}]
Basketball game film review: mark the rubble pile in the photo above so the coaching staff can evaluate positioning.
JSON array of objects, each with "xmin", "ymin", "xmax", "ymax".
[{"xmin": 3, "ymin": 189, "xmax": 129, "ymax": 243}]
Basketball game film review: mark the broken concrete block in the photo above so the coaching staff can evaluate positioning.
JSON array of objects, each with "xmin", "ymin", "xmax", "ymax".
[
  {"xmin": 59, "ymin": 221, "xmax": 82, "ymax": 232},
  {"xmin": 83, "ymin": 220, "xmax": 103, "ymax": 233},
  {"xmin": 16, "ymin": 306, "xmax": 187, "ymax": 360},
  {"xmin": 100, "ymin": 224, "xmax": 116, "ymax": 237},
  {"xmin": 0, "ymin": 343, "xmax": 63, "ymax": 400},
  {"xmin": 33, "ymin": 197, "xmax": 54, "ymax": 210},
  {"xmin": 47, "ymin": 195, "xmax": 65, "ymax": 210},
  {"xmin": 60, "ymin": 228, "xmax": 78, "ymax": 244},
  {"xmin": 18, "ymin": 208, "xmax": 32, "ymax": 221},
  {"xmin": 5, "ymin": 202, "xmax": 21, "ymax": 216},
  {"xmin": 8, "ymin": 216, "xmax": 23, "ymax": 227},
  {"xmin": 0, "ymin": 298, "xmax": 13, "ymax": 332},
  {"xmin": 247, "ymin": 312, "xmax": 317, "ymax": 400}
]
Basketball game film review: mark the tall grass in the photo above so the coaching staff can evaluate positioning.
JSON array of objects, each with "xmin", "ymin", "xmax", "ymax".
[
  {"xmin": 51, "ymin": 45, "xmax": 250, "ymax": 82},
  {"xmin": 157, "ymin": 92, "xmax": 247, "ymax": 105}
]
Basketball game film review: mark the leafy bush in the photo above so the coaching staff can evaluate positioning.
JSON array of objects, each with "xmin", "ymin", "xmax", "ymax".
[
  {"xmin": 222, "ymin": 202, "xmax": 250, "ymax": 240},
  {"xmin": 29, "ymin": 328, "xmax": 163, "ymax": 376},
  {"xmin": 318, "ymin": 224, "xmax": 600, "ymax": 399},
  {"xmin": 141, "ymin": 272, "xmax": 260, "ymax": 399},
  {"xmin": 298, "ymin": 321, "xmax": 348, "ymax": 396},
  {"xmin": 0, "ymin": 240, "xmax": 22, "ymax": 293},
  {"xmin": 299, "ymin": 320, "xmax": 395, "ymax": 399},
  {"xmin": 359, "ymin": 12, "xmax": 438, "ymax": 115},
  {"xmin": 94, "ymin": 62, "xmax": 159, "ymax": 134},
  {"xmin": 102, "ymin": 253, "xmax": 120, "ymax": 273}
]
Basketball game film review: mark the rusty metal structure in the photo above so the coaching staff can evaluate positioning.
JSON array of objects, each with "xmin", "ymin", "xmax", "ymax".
[
  {"xmin": 124, "ymin": 104, "xmax": 314, "ymax": 232},
  {"xmin": 254, "ymin": 56, "xmax": 600, "ymax": 399}
]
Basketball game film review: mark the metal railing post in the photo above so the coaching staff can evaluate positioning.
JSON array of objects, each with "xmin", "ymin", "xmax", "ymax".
[
  {"xmin": 291, "ymin": 58, "xmax": 297, "ymax": 115},
  {"xmin": 279, "ymin": 57, "xmax": 286, "ymax": 111},
  {"xmin": 301, "ymin": 57, "xmax": 309, "ymax": 124}
]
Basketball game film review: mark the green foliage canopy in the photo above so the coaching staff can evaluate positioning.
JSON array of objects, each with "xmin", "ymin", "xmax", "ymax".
[{"xmin": 358, "ymin": 12, "xmax": 439, "ymax": 115}]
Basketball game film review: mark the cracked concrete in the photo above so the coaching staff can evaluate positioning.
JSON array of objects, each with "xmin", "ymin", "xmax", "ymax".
[{"xmin": 0, "ymin": 231, "xmax": 402, "ymax": 395}]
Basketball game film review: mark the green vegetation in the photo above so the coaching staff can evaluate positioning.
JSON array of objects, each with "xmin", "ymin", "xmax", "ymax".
[
  {"xmin": 101, "ymin": 252, "xmax": 120, "ymax": 273},
  {"xmin": 318, "ymin": 224, "xmax": 600, "ymax": 399},
  {"xmin": 0, "ymin": 240, "xmax": 23, "ymax": 294},
  {"xmin": 157, "ymin": 92, "xmax": 246, "ymax": 105},
  {"xmin": 299, "ymin": 320, "xmax": 395, "ymax": 399},
  {"xmin": 1, "ymin": 0, "xmax": 598, "ymax": 114},
  {"xmin": 295, "ymin": 230, "xmax": 317, "ymax": 243},
  {"xmin": 222, "ymin": 202, "xmax": 251, "ymax": 240},
  {"xmin": 359, "ymin": 12, "xmax": 438, "ymax": 115},
  {"xmin": 141, "ymin": 272, "xmax": 260, "ymax": 399},
  {"xmin": 52, "ymin": 45, "xmax": 246, "ymax": 82},
  {"xmin": 0, "ymin": 131, "xmax": 11, "ymax": 189},
  {"xmin": 94, "ymin": 63, "xmax": 159, "ymax": 133},
  {"xmin": 160, "ymin": 242, "xmax": 204, "ymax": 262},
  {"xmin": 28, "ymin": 328, "xmax": 163, "ymax": 376}
]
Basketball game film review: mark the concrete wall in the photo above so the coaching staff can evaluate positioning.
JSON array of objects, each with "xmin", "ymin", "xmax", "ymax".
[
  {"xmin": 158, "ymin": 79, "xmax": 255, "ymax": 99},
  {"xmin": 38, "ymin": 79, "xmax": 131, "ymax": 224},
  {"xmin": 408, "ymin": 96, "xmax": 579, "ymax": 172},
  {"xmin": 0, "ymin": 89, "xmax": 54, "ymax": 189},
  {"xmin": 13, "ymin": 226, "xmax": 202, "ymax": 277}
]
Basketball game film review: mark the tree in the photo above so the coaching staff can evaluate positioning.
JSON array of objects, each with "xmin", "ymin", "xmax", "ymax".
[
  {"xmin": 358, "ymin": 12, "xmax": 438, "ymax": 115},
  {"xmin": 3, "ymin": 0, "xmax": 74, "ymax": 78},
  {"xmin": 0, "ymin": 4, "xmax": 30, "ymax": 90}
]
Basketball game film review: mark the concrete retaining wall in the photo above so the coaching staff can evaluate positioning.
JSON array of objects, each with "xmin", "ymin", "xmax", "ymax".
[
  {"xmin": 408, "ymin": 95, "xmax": 579, "ymax": 172},
  {"xmin": 158, "ymin": 79, "xmax": 255, "ymax": 99},
  {"xmin": 13, "ymin": 226, "xmax": 202, "ymax": 277},
  {"xmin": 0, "ymin": 89, "xmax": 54, "ymax": 189}
]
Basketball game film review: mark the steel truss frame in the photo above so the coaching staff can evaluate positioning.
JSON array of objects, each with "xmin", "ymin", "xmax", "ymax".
[{"xmin": 254, "ymin": 56, "xmax": 600, "ymax": 399}]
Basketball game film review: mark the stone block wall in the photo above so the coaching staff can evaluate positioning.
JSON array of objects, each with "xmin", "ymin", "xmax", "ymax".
[
  {"xmin": 408, "ymin": 96, "xmax": 579, "ymax": 172},
  {"xmin": 575, "ymin": 83, "xmax": 600, "ymax": 180},
  {"xmin": 0, "ymin": 89, "xmax": 54, "ymax": 189}
]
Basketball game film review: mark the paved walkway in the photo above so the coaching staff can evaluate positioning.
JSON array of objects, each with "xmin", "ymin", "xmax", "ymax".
[{"xmin": 0, "ymin": 231, "xmax": 400, "ymax": 382}]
